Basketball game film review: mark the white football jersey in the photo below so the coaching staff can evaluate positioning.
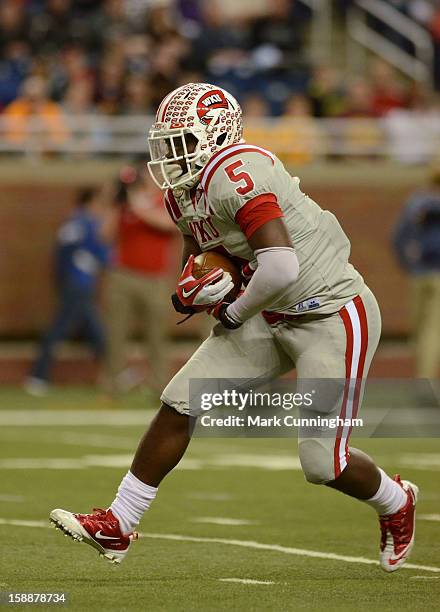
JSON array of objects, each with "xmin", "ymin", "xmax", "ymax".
[{"xmin": 164, "ymin": 143, "xmax": 364, "ymax": 315}]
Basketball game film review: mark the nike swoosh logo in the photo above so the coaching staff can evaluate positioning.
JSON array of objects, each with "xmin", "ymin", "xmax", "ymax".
[
  {"xmin": 95, "ymin": 530, "xmax": 120, "ymax": 541},
  {"xmin": 181, "ymin": 285, "xmax": 200, "ymax": 299},
  {"xmin": 388, "ymin": 548, "xmax": 410, "ymax": 564}
]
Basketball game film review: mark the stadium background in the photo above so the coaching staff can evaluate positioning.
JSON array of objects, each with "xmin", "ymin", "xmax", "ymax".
[
  {"xmin": 1, "ymin": 4, "xmax": 440, "ymax": 610},
  {"xmin": 1, "ymin": 0, "xmax": 439, "ymax": 383}
]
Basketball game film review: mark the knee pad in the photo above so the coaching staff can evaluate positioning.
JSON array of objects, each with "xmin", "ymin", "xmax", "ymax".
[{"xmin": 298, "ymin": 438, "xmax": 335, "ymax": 484}]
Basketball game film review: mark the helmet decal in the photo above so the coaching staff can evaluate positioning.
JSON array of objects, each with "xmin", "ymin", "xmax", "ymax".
[
  {"xmin": 148, "ymin": 82, "xmax": 243, "ymax": 193},
  {"xmin": 196, "ymin": 89, "xmax": 229, "ymax": 125}
]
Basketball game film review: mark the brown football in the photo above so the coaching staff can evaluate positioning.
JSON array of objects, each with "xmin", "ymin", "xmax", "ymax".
[{"xmin": 193, "ymin": 251, "xmax": 242, "ymax": 300}]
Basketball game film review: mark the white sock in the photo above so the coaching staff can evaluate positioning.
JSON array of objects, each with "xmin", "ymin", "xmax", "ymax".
[
  {"xmin": 110, "ymin": 471, "xmax": 158, "ymax": 534},
  {"xmin": 364, "ymin": 468, "xmax": 407, "ymax": 515}
]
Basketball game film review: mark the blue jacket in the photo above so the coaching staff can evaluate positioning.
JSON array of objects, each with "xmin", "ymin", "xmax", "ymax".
[
  {"xmin": 55, "ymin": 210, "xmax": 109, "ymax": 290},
  {"xmin": 393, "ymin": 191, "xmax": 440, "ymax": 274}
]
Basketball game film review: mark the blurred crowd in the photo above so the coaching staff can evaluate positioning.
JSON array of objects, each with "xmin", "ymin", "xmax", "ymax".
[{"xmin": 1, "ymin": 0, "xmax": 440, "ymax": 123}]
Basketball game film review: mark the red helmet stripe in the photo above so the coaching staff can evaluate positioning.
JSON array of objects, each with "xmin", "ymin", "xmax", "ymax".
[{"xmin": 157, "ymin": 85, "xmax": 188, "ymax": 122}]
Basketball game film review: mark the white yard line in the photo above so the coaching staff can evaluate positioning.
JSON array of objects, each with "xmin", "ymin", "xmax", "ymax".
[
  {"xmin": 54, "ymin": 432, "xmax": 138, "ymax": 450},
  {"xmin": 0, "ymin": 519, "xmax": 46, "ymax": 528},
  {"xmin": 4, "ymin": 451, "xmax": 440, "ymax": 474},
  {"xmin": 419, "ymin": 514, "xmax": 440, "ymax": 522},
  {"xmin": 213, "ymin": 454, "xmax": 301, "ymax": 470},
  {"xmin": 0, "ymin": 454, "xmax": 297, "ymax": 471},
  {"xmin": 140, "ymin": 532, "xmax": 440, "ymax": 574},
  {"xmin": 192, "ymin": 517, "xmax": 258, "ymax": 526},
  {"xmin": 219, "ymin": 578, "xmax": 275, "ymax": 585},
  {"xmin": 399, "ymin": 454, "xmax": 440, "ymax": 471},
  {"xmin": 0, "ymin": 517, "xmax": 439, "ymax": 574},
  {"xmin": 0, "ymin": 494, "xmax": 24, "ymax": 502},
  {"xmin": 0, "ymin": 458, "xmax": 85, "ymax": 469},
  {"xmin": 0, "ymin": 410, "xmax": 152, "ymax": 426},
  {"xmin": 188, "ymin": 493, "xmax": 233, "ymax": 501}
]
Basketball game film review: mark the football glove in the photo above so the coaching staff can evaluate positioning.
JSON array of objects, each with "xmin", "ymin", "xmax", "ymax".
[
  {"xmin": 176, "ymin": 254, "xmax": 234, "ymax": 312},
  {"xmin": 171, "ymin": 292, "xmax": 195, "ymax": 315},
  {"xmin": 209, "ymin": 295, "xmax": 243, "ymax": 330}
]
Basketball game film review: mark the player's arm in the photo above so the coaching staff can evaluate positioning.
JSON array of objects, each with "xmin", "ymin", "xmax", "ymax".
[
  {"xmin": 171, "ymin": 235, "xmax": 201, "ymax": 316},
  {"xmin": 127, "ymin": 187, "xmax": 176, "ymax": 233},
  {"xmin": 181, "ymin": 234, "xmax": 201, "ymax": 270},
  {"xmin": 215, "ymin": 217, "xmax": 299, "ymax": 328}
]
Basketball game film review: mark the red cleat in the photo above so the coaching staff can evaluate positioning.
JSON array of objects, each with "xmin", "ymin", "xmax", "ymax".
[
  {"xmin": 379, "ymin": 475, "xmax": 418, "ymax": 572},
  {"xmin": 50, "ymin": 507, "xmax": 137, "ymax": 564}
]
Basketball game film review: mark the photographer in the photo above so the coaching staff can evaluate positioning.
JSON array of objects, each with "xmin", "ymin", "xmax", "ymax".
[{"xmin": 100, "ymin": 162, "xmax": 176, "ymax": 396}]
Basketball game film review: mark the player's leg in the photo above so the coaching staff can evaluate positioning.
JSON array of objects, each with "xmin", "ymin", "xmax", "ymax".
[
  {"xmin": 130, "ymin": 403, "xmax": 194, "ymax": 486},
  {"xmin": 139, "ymin": 275, "xmax": 170, "ymax": 392},
  {"xmin": 80, "ymin": 290, "xmax": 106, "ymax": 362},
  {"xmin": 275, "ymin": 286, "xmax": 418, "ymax": 571},
  {"xmin": 28, "ymin": 286, "xmax": 82, "ymax": 386},
  {"xmin": 413, "ymin": 275, "xmax": 440, "ymax": 379},
  {"xmin": 50, "ymin": 314, "xmax": 293, "ymax": 562},
  {"xmin": 101, "ymin": 270, "xmax": 133, "ymax": 395}
]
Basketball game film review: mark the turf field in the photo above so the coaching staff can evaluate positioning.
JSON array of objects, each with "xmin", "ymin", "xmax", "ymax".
[{"xmin": 0, "ymin": 387, "xmax": 439, "ymax": 611}]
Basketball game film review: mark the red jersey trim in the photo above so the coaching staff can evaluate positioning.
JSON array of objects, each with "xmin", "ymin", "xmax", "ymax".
[
  {"xmin": 200, "ymin": 144, "xmax": 275, "ymax": 194},
  {"xmin": 164, "ymin": 189, "xmax": 182, "ymax": 223},
  {"xmin": 235, "ymin": 193, "xmax": 284, "ymax": 239}
]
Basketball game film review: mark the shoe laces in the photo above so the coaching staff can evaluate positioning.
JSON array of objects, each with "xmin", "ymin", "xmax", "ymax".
[
  {"xmin": 379, "ymin": 504, "xmax": 410, "ymax": 545},
  {"xmin": 92, "ymin": 507, "xmax": 108, "ymax": 516},
  {"xmin": 91, "ymin": 508, "xmax": 139, "ymax": 541}
]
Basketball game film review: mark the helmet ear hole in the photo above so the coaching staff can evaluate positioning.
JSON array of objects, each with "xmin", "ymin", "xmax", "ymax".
[{"xmin": 216, "ymin": 133, "xmax": 227, "ymax": 146}]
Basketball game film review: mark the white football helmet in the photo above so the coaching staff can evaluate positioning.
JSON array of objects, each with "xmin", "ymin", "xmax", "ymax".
[{"xmin": 147, "ymin": 83, "xmax": 243, "ymax": 191}]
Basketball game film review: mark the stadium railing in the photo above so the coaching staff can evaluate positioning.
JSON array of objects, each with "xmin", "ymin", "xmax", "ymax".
[
  {"xmin": 347, "ymin": 0, "xmax": 434, "ymax": 85},
  {"xmin": 0, "ymin": 115, "xmax": 439, "ymax": 163}
]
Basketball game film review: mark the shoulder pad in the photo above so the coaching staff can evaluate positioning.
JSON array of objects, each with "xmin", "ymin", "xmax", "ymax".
[{"xmin": 200, "ymin": 144, "xmax": 275, "ymax": 195}]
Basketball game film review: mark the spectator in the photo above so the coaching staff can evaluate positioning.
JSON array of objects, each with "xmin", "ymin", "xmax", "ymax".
[
  {"xmin": 343, "ymin": 78, "xmax": 375, "ymax": 117},
  {"xmin": 393, "ymin": 167, "xmax": 440, "ymax": 379},
  {"xmin": 192, "ymin": 2, "xmax": 249, "ymax": 75},
  {"xmin": 124, "ymin": 34, "xmax": 151, "ymax": 77},
  {"xmin": 96, "ymin": 55, "xmax": 125, "ymax": 115},
  {"xmin": 241, "ymin": 92, "xmax": 271, "ymax": 118},
  {"xmin": 278, "ymin": 93, "xmax": 323, "ymax": 164},
  {"xmin": 28, "ymin": 0, "xmax": 75, "ymax": 55},
  {"xmin": 50, "ymin": 46, "xmax": 94, "ymax": 102},
  {"xmin": 121, "ymin": 75, "xmax": 153, "ymax": 115},
  {"xmin": 307, "ymin": 65, "xmax": 346, "ymax": 118},
  {"xmin": 385, "ymin": 90, "xmax": 440, "ymax": 164},
  {"xmin": 248, "ymin": 0, "xmax": 308, "ymax": 71},
  {"xmin": 430, "ymin": 6, "xmax": 440, "ymax": 89},
  {"xmin": 3, "ymin": 75, "xmax": 69, "ymax": 148},
  {"xmin": 369, "ymin": 60, "xmax": 407, "ymax": 117},
  {"xmin": 0, "ymin": 1, "xmax": 28, "ymax": 49},
  {"xmin": 340, "ymin": 77, "xmax": 388, "ymax": 157},
  {"xmin": 100, "ymin": 162, "xmax": 176, "ymax": 396},
  {"xmin": 242, "ymin": 93, "xmax": 272, "ymax": 150},
  {"xmin": 63, "ymin": 79, "xmax": 96, "ymax": 115},
  {"xmin": 0, "ymin": 40, "xmax": 31, "ymax": 109},
  {"xmin": 25, "ymin": 188, "xmax": 109, "ymax": 396}
]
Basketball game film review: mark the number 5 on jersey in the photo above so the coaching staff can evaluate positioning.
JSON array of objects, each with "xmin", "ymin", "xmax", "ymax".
[{"xmin": 224, "ymin": 160, "xmax": 255, "ymax": 195}]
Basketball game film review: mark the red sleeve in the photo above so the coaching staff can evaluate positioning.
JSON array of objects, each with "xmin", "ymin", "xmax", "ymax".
[{"xmin": 235, "ymin": 193, "xmax": 284, "ymax": 239}]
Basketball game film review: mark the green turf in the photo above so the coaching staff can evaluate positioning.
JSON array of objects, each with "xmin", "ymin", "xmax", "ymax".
[{"xmin": 0, "ymin": 387, "xmax": 439, "ymax": 611}]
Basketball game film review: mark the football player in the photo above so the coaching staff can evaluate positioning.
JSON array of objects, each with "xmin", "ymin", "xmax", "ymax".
[{"xmin": 50, "ymin": 83, "xmax": 417, "ymax": 572}]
